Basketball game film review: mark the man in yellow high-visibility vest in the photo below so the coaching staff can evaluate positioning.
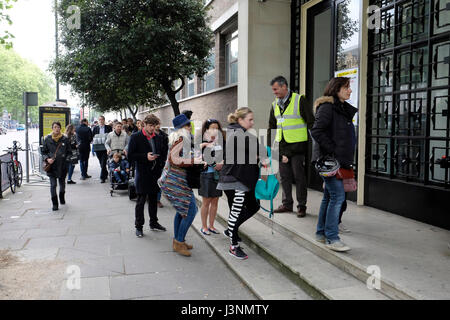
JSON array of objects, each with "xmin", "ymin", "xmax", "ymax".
[{"xmin": 267, "ymin": 76, "xmax": 315, "ymax": 217}]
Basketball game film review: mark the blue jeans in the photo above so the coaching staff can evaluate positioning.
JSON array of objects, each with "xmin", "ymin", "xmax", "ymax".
[
  {"xmin": 79, "ymin": 159, "xmax": 88, "ymax": 177},
  {"xmin": 113, "ymin": 170, "xmax": 127, "ymax": 183},
  {"xmin": 316, "ymin": 176, "xmax": 345, "ymax": 243},
  {"xmin": 67, "ymin": 163, "xmax": 75, "ymax": 181},
  {"xmin": 174, "ymin": 194, "xmax": 197, "ymax": 242}
]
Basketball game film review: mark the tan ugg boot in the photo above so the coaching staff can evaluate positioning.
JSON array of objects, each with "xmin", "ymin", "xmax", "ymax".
[
  {"xmin": 184, "ymin": 242, "xmax": 193, "ymax": 250},
  {"xmin": 173, "ymin": 239, "xmax": 191, "ymax": 257},
  {"xmin": 172, "ymin": 239, "xmax": 177, "ymax": 251}
]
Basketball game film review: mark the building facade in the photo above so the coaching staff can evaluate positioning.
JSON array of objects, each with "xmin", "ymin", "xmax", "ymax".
[{"xmin": 139, "ymin": 0, "xmax": 450, "ymax": 230}]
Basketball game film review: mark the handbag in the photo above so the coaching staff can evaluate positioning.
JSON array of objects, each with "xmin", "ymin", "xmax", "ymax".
[
  {"xmin": 92, "ymin": 133, "xmax": 107, "ymax": 152},
  {"xmin": 186, "ymin": 164, "xmax": 203, "ymax": 189},
  {"xmin": 43, "ymin": 141, "xmax": 63, "ymax": 172},
  {"xmin": 336, "ymin": 167, "xmax": 357, "ymax": 192},
  {"xmin": 255, "ymin": 147, "xmax": 280, "ymax": 218}
]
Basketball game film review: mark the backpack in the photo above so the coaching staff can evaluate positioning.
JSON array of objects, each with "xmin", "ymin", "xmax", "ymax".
[{"xmin": 255, "ymin": 147, "xmax": 279, "ymax": 218}]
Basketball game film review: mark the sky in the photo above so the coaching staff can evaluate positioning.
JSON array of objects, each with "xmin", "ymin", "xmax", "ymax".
[{"xmin": 2, "ymin": 0, "xmax": 79, "ymax": 106}]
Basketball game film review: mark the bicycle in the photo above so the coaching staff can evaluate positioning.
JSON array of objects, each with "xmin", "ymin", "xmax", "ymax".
[{"xmin": 2, "ymin": 140, "xmax": 24, "ymax": 194}]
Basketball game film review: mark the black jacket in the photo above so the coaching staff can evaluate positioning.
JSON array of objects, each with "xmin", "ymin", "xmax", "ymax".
[
  {"xmin": 76, "ymin": 124, "xmax": 93, "ymax": 154},
  {"xmin": 92, "ymin": 125, "xmax": 113, "ymax": 136},
  {"xmin": 155, "ymin": 129, "xmax": 169, "ymax": 171},
  {"xmin": 127, "ymin": 130, "xmax": 164, "ymax": 194},
  {"xmin": 42, "ymin": 135, "xmax": 72, "ymax": 178},
  {"xmin": 267, "ymin": 91, "xmax": 315, "ymax": 158},
  {"xmin": 310, "ymin": 96, "xmax": 358, "ymax": 169},
  {"xmin": 219, "ymin": 123, "xmax": 261, "ymax": 190}
]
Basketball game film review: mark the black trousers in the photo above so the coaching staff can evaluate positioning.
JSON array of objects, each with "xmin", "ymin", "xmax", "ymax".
[
  {"xmin": 279, "ymin": 154, "xmax": 308, "ymax": 209},
  {"xmin": 135, "ymin": 193, "xmax": 158, "ymax": 231},
  {"xmin": 224, "ymin": 189, "xmax": 260, "ymax": 246},
  {"xmin": 96, "ymin": 150, "xmax": 108, "ymax": 180},
  {"xmin": 50, "ymin": 176, "xmax": 66, "ymax": 198}
]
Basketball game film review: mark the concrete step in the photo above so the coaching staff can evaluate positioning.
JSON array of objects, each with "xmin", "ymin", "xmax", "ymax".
[
  {"xmin": 191, "ymin": 215, "xmax": 313, "ymax": 300},
  {"xmin": 194, "ymin": 194, "xmax": 389, "ymax": 300},
  {"xmin": 251, "ymin": 208, "xmax": 421, "ymax": 300}
]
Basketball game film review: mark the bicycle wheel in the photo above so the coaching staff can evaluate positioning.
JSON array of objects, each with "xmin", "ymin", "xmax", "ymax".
[
  {"xmin": 16, "ymin": 162, "xmax": 23, "ymax": 187},
  {"xmin": 7, "ymin": 163, "xmax": 16, "ymax": 194}
]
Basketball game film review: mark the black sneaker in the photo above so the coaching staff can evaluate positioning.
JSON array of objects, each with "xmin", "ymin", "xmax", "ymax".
[
  {"xmin": 150, "ymin": 223, "xmax": 166, "ymax": 232},
  {"xmin": 223, "ymin": 229, "xmax": 242, "ymax": 242},
  {"xmin": 136, "ymin": 229, "xmax": 143, "ymax": 238},
  {"xmin": 229, "ymin": 245, "xmax": 248, "ymax": 260},
  {"xmin": 85, "ymin": 175, "xmax": 92, "ymax": 178},
  {"xmin": 67, "ymin": 180, "xmax": 76, "ymax": 184},
  {"xmin": 100, "ymin": 179, "xmax": 106, "ymax": 183}
]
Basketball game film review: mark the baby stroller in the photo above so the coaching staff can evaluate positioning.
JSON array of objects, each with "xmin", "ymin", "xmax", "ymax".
[{"xmin": 108, "ymin": 150, "xmax": 131, "ymax": 197}]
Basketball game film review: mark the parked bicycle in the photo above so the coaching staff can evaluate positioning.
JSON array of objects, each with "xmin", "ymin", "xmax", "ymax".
[{"xmin": 1, "ymin": 141, "xmax": 24, "ymax": 193}]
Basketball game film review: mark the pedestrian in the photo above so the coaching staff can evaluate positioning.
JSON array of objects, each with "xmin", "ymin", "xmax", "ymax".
[
  {"xmin": 76, "ymin": 118, "xmax": 93, "ymax": 180},
  {"xmin": 155, "ymin": 123, "xmax": 169, "ymax": 208},
  {"xmin": 92, "ymin": 115, "xmax": 112, "ymax": 183},
  {"xmin": 65, "ymin": 124, "xmax": 79, "ymax": 184},
  {"xmin": 127, "ymin": 114, "xmax": 167, "ymax": 238},
  {"xmin": 105, "ymin": 122, "xmax": 130, "ymax": 156},
  {"xmin": 158, "ymin": 113, "xmax": 206, "ymax": 257},
  {"xmin": 182, "ymin": 110, "xmax": 195, "ymax": 136},
  {"xmin": 136, "ymin": 120, "xmax": 143, "ymax": 131},
  {"xmin": 199, "ymin": 119, "xmax": 225, "ymax": 235},
  {"xmin": 268, "ymin": 76, "xmax": 315, "ymax": 217},
  {"xmin": 121, "ymin": 119, "xmax": 128, "ymax": 126},
  {"xmin": 216, "ymin": 108, "xmax": 262, "ymax": 260},
  {"xmin": 311, "ymin": 77, "xmax": 357, "ymax": 252},
  {"xmin": 127, "ymin": 118, "xmax": 139, "ymax": 133},
  {"xmin": 42, "ymin": 122, "xmax": 72, "ymax": 211}
]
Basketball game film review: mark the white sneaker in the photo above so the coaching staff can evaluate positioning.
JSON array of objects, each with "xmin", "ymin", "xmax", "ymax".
[
  {"xmin": 339, "ymin": 224, "xmax": 351, "ymax": 233},
  {"xmin": 326, "ymin": 241, "xmax": 351, "ymax": 252}
]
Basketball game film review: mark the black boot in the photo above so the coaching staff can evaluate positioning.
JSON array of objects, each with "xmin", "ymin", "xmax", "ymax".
[
  {"xmin": 52, "ymin": 196, "xmax": 59, "ymax": 211},
  {"xmin": 59, "ymin": 192, "xmax": 65, "ymax": 205}
]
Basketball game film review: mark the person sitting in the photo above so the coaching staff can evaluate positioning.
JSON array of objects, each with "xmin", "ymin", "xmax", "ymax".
[{"xmin": 109, "ymin": 152, "xmax": 130, "ymax": 184}]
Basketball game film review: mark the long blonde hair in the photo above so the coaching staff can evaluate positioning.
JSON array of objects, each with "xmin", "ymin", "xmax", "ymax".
[
  {"xmin": 168, "ymin": 127, "xmax": 191, "ymax": 147},
  {"xmin": 227, "ymin": 107, "xmax": 253, "ymax": 124}
]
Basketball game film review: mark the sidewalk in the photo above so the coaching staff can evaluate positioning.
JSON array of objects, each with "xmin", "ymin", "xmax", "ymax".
[
  {"xmin": 0, "ymin": 158, "xmax": 255, "ymax": 300},
  {"xmin": 194, "ymin": 184, "xmax": 450, "ymax": 300}
]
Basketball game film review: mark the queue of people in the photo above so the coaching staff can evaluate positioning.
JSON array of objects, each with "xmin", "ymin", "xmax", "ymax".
[{"xmin": 41, "ymin": 74, "xmax": 357, "ymax": 259}]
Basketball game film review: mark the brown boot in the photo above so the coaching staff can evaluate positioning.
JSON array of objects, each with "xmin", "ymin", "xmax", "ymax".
[
  {"xmin": 297, "ymin": 206, "xmax": 307, "ymax": 218},
  {"xmin": 173, "ymin": 239, "xmax": 191, "ymax": 257},
  {"xmin": 273, "ymin": 205, "xmax": 293, "ymax": 213},
  {"xmin": 184, "ymin": 242, "xmax": 193, "ymax": 250}
]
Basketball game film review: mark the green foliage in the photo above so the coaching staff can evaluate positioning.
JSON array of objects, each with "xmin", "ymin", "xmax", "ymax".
[
  {"xmin": 0, "ymin": 0, "xmax": 17, "ymax": 49},
  {"xmin": 52, "ymin": 0, "xmax": 214, "ymax": 117},
  {"xmin": 0, "ymin": 46, "xmax": 55, "ymax": 124}
]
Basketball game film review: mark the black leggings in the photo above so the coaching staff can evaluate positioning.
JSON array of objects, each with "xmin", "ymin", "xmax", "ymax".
[{"xmin": 224, "ymin": 189, "xmax": 260, "ymax": 246}]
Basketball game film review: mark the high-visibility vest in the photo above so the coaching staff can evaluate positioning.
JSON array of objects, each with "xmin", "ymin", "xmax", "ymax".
[
  {"xmin": 273, "ymin": 92, "xmax": 308, "ymax": 143},
  {"xmin": 191, "ymin": 121, "xmax": 195, "ymax": 136}
]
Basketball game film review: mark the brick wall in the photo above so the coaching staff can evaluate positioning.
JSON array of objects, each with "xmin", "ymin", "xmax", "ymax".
[{"xmin": 139, "ymin": 85, "xmax": 237, "ymax": 128}]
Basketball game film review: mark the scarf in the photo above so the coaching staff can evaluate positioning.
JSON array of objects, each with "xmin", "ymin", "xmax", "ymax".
[{"xmin": 52, "ymin": 132, "xmax": 63, "ymax": 142}]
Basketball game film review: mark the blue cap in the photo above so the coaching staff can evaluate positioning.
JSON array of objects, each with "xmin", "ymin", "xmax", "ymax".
[{"xmin": 172, "ymin": 114, "xmax": 191, "ymax": 130}]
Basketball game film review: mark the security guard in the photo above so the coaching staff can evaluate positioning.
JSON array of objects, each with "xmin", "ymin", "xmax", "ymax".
[{"xmin": 267, "ymin": 76, "xmax": 315, "ymax": 217}]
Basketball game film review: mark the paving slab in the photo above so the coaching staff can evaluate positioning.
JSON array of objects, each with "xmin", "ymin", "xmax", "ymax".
[{"xmin": 59, "ymin": 276, "xmax": 111, "ymax": 300}]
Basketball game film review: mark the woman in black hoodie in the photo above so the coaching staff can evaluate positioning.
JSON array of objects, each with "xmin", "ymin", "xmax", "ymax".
[
  {"xmin": 310, "ymin": 77, "xmax": 357, "ymax": 252},
  {"xmin": 217, "ymin": 107, "xmax": 261, "ymax": 260}
]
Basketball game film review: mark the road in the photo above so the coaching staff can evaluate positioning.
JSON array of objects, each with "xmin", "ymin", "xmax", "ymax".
[{"xmin": 0, "ymin": 129, "xmax": 40, "ymax": 178}]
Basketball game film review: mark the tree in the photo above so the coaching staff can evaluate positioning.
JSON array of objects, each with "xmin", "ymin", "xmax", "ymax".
[
  {"xmin": 0, "ymin": 0, "xmax": 17, "ymax": 49},
  {"xmin": 52, "ymin": 0, "xmax": 213, "ymax": 117},
  {"xmin": 0, "ymin": 46, "xmax": 55, "ymax": 124}
]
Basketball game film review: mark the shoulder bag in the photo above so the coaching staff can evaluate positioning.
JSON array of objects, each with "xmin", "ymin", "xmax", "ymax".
[{"xmin": 43, "ymin": 141, "xmax": 63, "ymax": 172}]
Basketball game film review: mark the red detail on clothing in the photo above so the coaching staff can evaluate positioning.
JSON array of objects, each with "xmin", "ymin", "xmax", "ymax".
[{"xmin": 142, "ymin": 129, "xmax": 155, "ymax": 140}]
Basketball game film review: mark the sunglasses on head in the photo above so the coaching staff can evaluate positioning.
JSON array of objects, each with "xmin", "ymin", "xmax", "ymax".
[{"xmin": 207, "ymin": 119, "xmax": 218, "ymax": 124}]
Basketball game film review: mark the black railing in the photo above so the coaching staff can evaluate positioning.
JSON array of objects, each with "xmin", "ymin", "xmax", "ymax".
[{"xmin": 0, "ymin": 153, "xmax": 11, "ymax": 198}]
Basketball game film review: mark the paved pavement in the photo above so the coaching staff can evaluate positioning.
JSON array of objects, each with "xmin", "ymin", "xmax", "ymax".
[{"xmin": 0, "ymin": 157, "xmax": 256, "ymax": 300}]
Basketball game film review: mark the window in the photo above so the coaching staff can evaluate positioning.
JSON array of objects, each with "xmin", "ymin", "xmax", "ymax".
[
  {"xmin": 367, "ymin": 0, "xmax": 450, "ymax": 187},
  {"xmin": 203, "ymin": 51, "xmax": 215, "ymax": 92},
  {"xmin": 187, "ymin": 74, "xmax": 195, "ymax": 97},
  {"xmin": 225, "ymin": 30, "xmax": 238, "ymax": 85}
]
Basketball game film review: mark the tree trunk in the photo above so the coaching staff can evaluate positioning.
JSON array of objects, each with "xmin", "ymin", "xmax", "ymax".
[
  {"xmin": 160, "ymin": 78, "xmax": 183, "ymax": 117},
  {"xmin": 127, "ymin": 105, "xmax": 138, "ymax": 121}
]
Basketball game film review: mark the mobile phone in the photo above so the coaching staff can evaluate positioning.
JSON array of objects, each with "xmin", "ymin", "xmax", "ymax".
[{"xmin": 152, "ymin": 154, "xmax": 160, "ymax": 157}]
